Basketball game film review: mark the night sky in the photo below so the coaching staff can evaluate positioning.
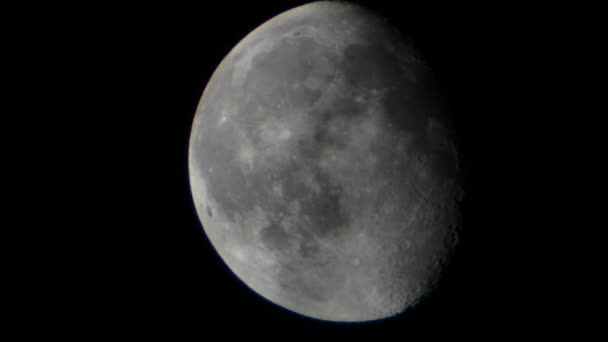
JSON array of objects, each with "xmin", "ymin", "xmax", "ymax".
[{"xmin": 12, "ymin": 0, "xmax": 596, "ymax": 339}]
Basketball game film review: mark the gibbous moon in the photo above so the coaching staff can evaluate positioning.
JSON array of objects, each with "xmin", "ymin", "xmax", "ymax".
[{"xmin": 189, "ymin": 1, "xmax": 463, "ymax": 322}]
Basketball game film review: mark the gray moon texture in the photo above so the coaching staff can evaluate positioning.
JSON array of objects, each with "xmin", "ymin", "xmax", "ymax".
[{"xmin": 188, "ymin": 1, "xmax": 463, "ymax": 322}]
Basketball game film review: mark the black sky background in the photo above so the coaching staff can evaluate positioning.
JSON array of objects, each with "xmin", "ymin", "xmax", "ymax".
[{"xmin": 12, "ymin": 0, "xmax": 598, "ymax": 339}]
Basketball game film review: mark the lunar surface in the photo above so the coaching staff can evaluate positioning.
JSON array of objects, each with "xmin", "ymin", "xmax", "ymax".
[{"xmin": 189, "ymin": 1, "xmax": 463, "ymax": 322}]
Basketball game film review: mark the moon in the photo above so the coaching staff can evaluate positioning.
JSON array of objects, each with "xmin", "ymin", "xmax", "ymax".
[{"xmin": 188, "ymin": 1, "xmax": 463, "ymax": 322}]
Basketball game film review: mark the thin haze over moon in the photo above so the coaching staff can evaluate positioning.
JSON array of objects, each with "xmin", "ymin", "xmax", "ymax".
[{"xmin": 189, "ymin": 1, "xmax": 463, "ymax": 322}]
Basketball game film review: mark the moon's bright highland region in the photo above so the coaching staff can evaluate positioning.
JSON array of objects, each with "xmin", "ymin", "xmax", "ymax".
[{"xmin": 189, "ymin": 1, "xmax": 463, "ymax": 322}]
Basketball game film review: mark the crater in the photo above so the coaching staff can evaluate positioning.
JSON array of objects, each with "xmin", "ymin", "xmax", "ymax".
[
  {"xmin": 298, "ymin": 231, "xmax": 320, "ymax": 258},
  {"xmin": 260, "ymin": 221, "xmax": 290, "ymax": 251}
]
